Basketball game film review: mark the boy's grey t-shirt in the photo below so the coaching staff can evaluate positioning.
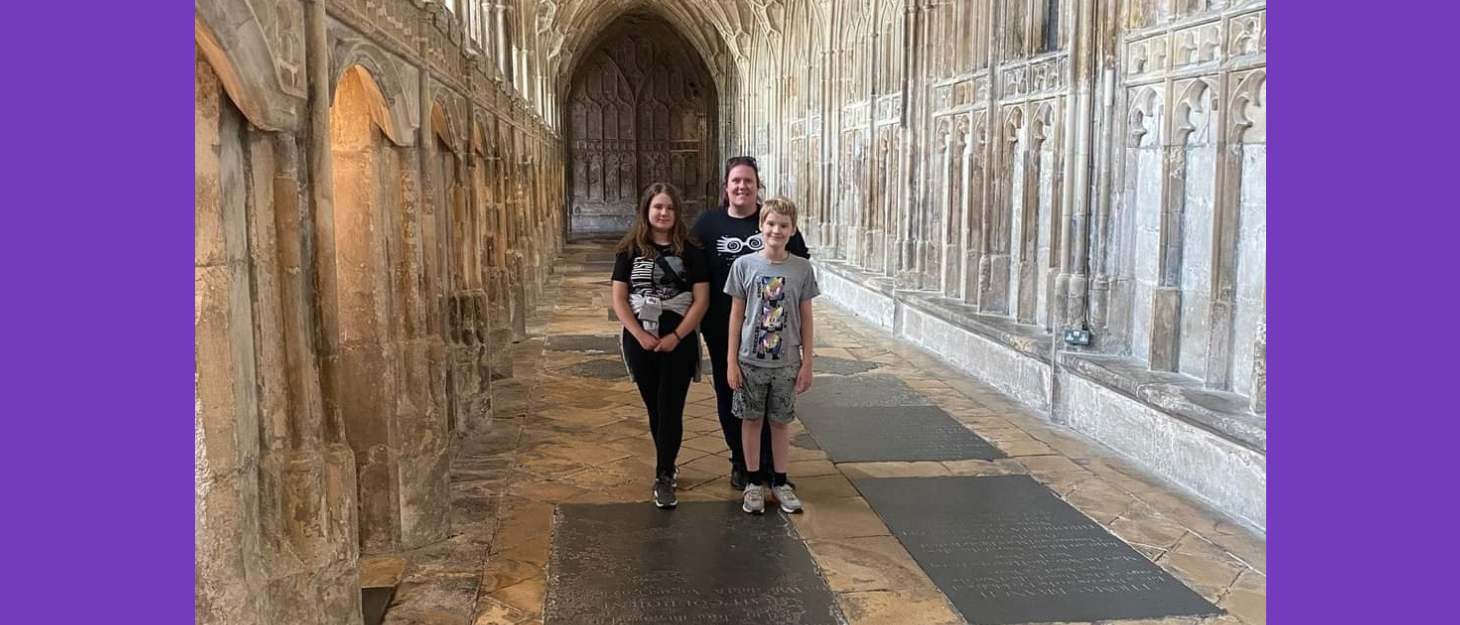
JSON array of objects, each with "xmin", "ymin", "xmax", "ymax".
[{"xmin": 724, "ymin": 252, "xmax": 820, "ymax": 369}]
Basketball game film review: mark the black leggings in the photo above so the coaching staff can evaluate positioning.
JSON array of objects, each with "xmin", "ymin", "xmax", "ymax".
[
  {"xmin": 700, "ymin": 310, "xmax": 775, "ymax": 471},
  {"xmin": 622, "ymin": 328, "xmax": 699, "ymax": 476}
]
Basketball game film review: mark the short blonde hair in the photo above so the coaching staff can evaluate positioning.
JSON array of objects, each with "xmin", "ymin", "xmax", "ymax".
[{"xmin": 760, "ymin": 197, "xmax": 799, "ymax": 229}]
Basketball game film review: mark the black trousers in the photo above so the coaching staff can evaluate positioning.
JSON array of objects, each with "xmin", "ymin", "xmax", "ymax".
[
  {"xmin": 700, "ymin": 309, "xmax": 775, "ymax": 471},
  {"xmin": 622, "ymin": 328, "xmax": 699, "ymax": 476}
]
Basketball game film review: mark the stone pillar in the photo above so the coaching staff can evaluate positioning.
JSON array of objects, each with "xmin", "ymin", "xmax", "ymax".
[
  {"xmin": 962, "ymin": 115, "xmax": 984, "ymax": 305},
  {"xmin": 1251, "ymin": 287, "xmax": 1266, "ymax": 414},
  {"xmin": 978, "ymin": 113, "xmax": 1014, "ymax": 315},
  {"xmin": 976, "ymin": 4, "xmax": 1002, "ymax": 313},
  {"xmin": 494, "ymin": 3, "xmax": 509, "ymax": 80},
  {"xmin": 895, "ymin": 1, "xmax": 923, "ymax": 289},
  {"xmin": 1086, "ymin": 0, "xmax": 1121, "ymax": 348},
  {"xmin": 1150, "ymin": 106, "xmax": 1191, "ymax": 371},
  {"xmin": 1015, "ymin": 112, "xmax": 1042, "ymax": 325},
  {"xmin": 936, "ymin": 119, "xmax": 956, "ymax": 295}
]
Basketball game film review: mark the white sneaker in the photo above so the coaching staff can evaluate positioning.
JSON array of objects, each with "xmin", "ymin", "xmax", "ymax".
[
  {"xmin": 742, "ymin": 484, "xmax": 765, "ymax": 515},
  {"xmin": 771, "ymin": 484, "xmax": 802, "ymax": 513}
]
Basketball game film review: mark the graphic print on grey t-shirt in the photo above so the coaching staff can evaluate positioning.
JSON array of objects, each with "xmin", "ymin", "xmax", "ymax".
[{"xmin": 752, "ymin": 275, "xmax": 788, "ymax": 360}]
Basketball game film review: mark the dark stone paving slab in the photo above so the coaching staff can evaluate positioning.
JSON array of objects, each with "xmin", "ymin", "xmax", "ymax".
[
  {"xmin": 798, "ymin": 405, "xmax": 1005, "ymax": 462},
  {"xmin": 545, "ymin": 334, "xmax": 621, "ymax": 353},
  {"xmin": 855, "ymin": 475, "xmax": 1222, "ymax": 625},
  {"xmin": 562, "ymin": 358, "xmax": 628, "ymax": 380},
  {"xmin": 791, "ymin": 431, "xmax": 821, "ymax": 450},
  {"xmin": 811, "ymin": 356, "xmax": 881, "ymax": 376},
  {"xmin": 797, "ymin": 373, "xmax": 930, "ymax": 407},
  {"xmin": 544, "ymin": 502, "xmax": 844, "ymax": 625},
  {"xmin": 361, "ymin": 587, "xmax": 393, "ymax": 625}
]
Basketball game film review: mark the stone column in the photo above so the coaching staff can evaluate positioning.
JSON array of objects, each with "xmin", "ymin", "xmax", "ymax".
[
  {"xmin": 975, "ymin": 3, "xmax": 1001, "ymax": 313},
  {"xmin": 819, "ymin": 49, "xmax": 835, "ymax": 253},
  {"xmin": 1150, "ymin": 98, "xmax": 1192, "ymax": 371},
  {"xmin": 895, "ymin": 1, "xmax": 923, "ymax": 289},
  {"xmin": 1251, "ymin": 286, "xmax": 1266, "ymax": 414},
  {"xmin": 300, "ymin": 2, "xmax": 364, "ymax": 623},
  {"xmin": 947, "ymin": 116, "xmax": 969, "ymax": 300},
  {"xmin": 495, "ymin": 3, "xmax": 509, "ymax": 80},
  {"xmin": 1204, "ymin": 79, "xmax": 1245, "ymax": 390},
  {"xmin": 1015, "ymin": 113, "xmax": 1042, "ymax": 325},
  {"xmin": 936, "ymin": 119, "xmax": 955, "ymax": 295},
  {"xmin": 962, "ymin": 115, "xmax": 984, "ymax": 304},
  {"xmin": 1086, "ymin": 0, "xmax": 1121, "ymax": 348},
  {"xmin": 305, "ymin": 0, "xmax": 343, "ymax": 441}
]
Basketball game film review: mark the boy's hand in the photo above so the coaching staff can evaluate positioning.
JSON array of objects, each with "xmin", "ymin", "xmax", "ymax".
[
  {"xmin": 795, "ymin": 361, "xmax": 813, "ymax": 394},
  {"xmin": 727, "ymin": 361, "xmax": 743, "ymax": 391},
  {"xmin": 654, "ymin": 333, "xmax": 680, "ymax": 353}
]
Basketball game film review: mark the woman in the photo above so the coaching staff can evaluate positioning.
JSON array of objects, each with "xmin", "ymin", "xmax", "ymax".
[
  {"xmin": 611, "ymin": 182, "xmax": 711, "ymax": 509},
  {"xmin": 690, "ymin": 157, "xmax": 811, "ymax": 491}
]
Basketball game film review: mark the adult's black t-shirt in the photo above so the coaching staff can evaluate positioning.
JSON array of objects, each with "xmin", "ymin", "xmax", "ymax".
[
  {"xmin": 611, "ymin": 243, "xmax": 710, "ymax": 337},
  {"xmin": 689, "ymin": 204, "xmax": 811, "ymax": 320}
]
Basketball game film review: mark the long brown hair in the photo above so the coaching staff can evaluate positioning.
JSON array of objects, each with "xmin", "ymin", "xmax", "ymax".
[{"xmin": 616, "ymin": 182, "xmax": 695, "ymax": 259}]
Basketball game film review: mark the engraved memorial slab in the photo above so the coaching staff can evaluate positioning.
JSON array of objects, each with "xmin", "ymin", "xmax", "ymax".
[
  {"xmin": 798, "ymin": 373, "xmax": 930, "ymax": 407},
  {"xmin": 856, "ymin": 476, "xmax": 1222, "ymax": 624},
  {"xmin": 546, "ymin": 334, "xmax": 622, "ymax": 353},
  {"xmin": 798, "ymin": 405, "xmax": 1005, "ymax": 462},
  {"xmin": 812, "ymin": 356, "xmax": 881, "ymax": 376},
  {"xmin": 563, "ymin": 358, "xmax": 628, "ymax": 380},
  {"xmin": 544, "ymin": 502, "xmax": 844, "ymax": 625}
]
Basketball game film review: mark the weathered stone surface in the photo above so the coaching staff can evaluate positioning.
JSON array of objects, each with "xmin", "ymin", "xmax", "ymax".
[
  {"xmin": 813, "ymin": 356, "xmax": 882, "ymax": 376},
  {"xmin": 1057, "ymin": 370, "xmax": 1266, "ymax": 532},
  {"xmin": 198, "ymin": 1, "xmax": 1267, "ymax": 620},
  {"xmin": 542, "ymin": 334, "xmax": 620, "ymax": 353},
  {"xmin": 798, "ymin": 374, "xmax": 931, "ymax": 408},
  {"xmin": 544, "ymin": 503, "xmax": 844, "ymax": 624},
  {"xmin": 560, "ymin": 357, "xmax": 628, "ymax": 380},
  {"xmin": 798, "ymin": 404, "xmax": 1006, "ymax": 463},
  {"xmin": 858, "ymin": 476, "xmax": 1221, "ymax": 624}
]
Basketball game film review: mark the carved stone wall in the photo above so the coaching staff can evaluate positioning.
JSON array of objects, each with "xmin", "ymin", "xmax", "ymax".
[
  {"xmin": 565, "ymin": 14, "xmax": 718, "ymax": 237},
  {"xmin": 739, "ymin": 0, "xmax": 1267, "ymax": 529},
  {"xmin": 196, "ymin": 0, "xmax": 562, "ymax": 622},
  {"xmin": 198, "ymin": 4, "xmax": 1271, "ymax": 621}
]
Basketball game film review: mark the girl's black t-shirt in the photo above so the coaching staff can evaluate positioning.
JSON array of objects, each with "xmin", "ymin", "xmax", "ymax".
[{"xmin": 612, "ymin": 243, "xmax": 710, "ymax": 337}]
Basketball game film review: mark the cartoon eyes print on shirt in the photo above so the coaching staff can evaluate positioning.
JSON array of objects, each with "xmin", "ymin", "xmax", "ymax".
[{"xmin": 715, "ymin": 234, "xmax": 765, "ymax": 259}]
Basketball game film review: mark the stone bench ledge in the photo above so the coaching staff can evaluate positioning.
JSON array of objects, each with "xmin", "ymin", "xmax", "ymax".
[
  {"xmin": 1059, "ymin": 352, "xmax": 1267, "ymax": 454},
  {"xmin": 898, "ymin": 292, "xmax": 1056, "ymax": 365}
]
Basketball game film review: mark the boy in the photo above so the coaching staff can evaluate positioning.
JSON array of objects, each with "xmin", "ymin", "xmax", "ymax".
[{"xmin": 725, "ymin": 197, "xmax": 819, "ymax": 514}]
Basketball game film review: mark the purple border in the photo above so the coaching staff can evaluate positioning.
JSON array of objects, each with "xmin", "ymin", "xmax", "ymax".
[
  {"xmin": 1286, "ymin": 8, "xmax": 1452, "ymax": 623},
  {"xmin": 6, "ymin": 3, "xmax": 193, "ymax": 623}
]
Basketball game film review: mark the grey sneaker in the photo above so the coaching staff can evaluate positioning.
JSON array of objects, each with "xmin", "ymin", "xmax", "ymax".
[
  {"xmin": 742, "ymin": 484, "xmax": 765, "ymax": 515},
  {"xmin": 653, "ymin": 475, "xmax": 677, "ymax": 509},
  {"xmin": 771, "ymin": 484, "xmax": 802, "ymax": 513}
]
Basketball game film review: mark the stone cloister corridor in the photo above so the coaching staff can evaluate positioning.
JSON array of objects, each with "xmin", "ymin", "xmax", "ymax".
[{"xmin": 196, "ymin": 1, "xmax": 1265, "ymax": 624}]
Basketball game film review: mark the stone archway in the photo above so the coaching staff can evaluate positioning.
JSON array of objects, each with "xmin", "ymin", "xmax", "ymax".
[{"xmin": 565, "ymin": 13, "xmax": 719, "ymax": 238}]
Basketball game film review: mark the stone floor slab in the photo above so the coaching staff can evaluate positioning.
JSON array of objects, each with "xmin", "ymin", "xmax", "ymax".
[
  {"xmin": 542, "ymin": 334, "xmax": 621, "ymax": 353},
  {"xmin": 543, "ymin": 502, "xmax": 844, "ymax": 625},
  {"xmin": 798, "ymin": 373, "xmax": 931, "ymax": 407},
  {"xmin": 813, "ymin": 356, "xmax": 883, "ymax": 376},
  {"xmin": 560, "ymin": 358, "xmax": 628, "ymax": 380},
  {"xmin": 798, "ymin": 405, "xmax": 1005, "ymax": 463},
  {"xmin": 855, "ymin": 475, "xmax": 1222, "ymax": 624}
]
